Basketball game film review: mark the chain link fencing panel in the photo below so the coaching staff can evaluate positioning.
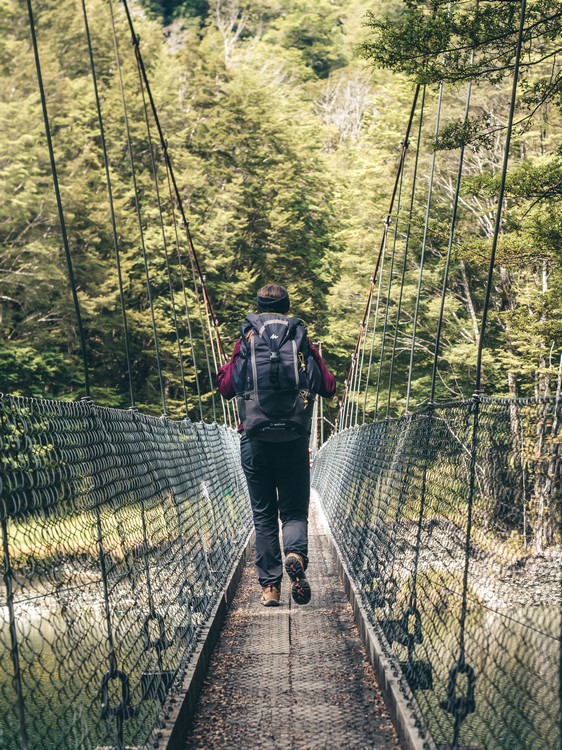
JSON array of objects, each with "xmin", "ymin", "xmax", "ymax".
[
  {"xmin": 312, "ymin": 397, "xmax": 561, "ymax": 750},
  {"xmin": 0, "ymin": 394, "xmax": 251, "ymax": 750}
]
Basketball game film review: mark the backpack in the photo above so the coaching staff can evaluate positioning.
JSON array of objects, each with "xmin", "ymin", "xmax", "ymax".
[{"xmin": 231, "ymin": 313, "xmax": 322, "ymax": 441}]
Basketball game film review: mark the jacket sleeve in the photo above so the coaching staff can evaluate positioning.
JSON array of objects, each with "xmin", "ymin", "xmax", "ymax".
[
  {"xmin": 216, "ymin": 338, "xmax": 242, "ymax": 400},
  {"xmin": 308, "ymin": 341, "xmax": 336, "ymax": 399}
]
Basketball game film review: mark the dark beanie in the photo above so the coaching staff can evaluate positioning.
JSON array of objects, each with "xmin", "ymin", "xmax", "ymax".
[{"xmin": 257, "ymin": 287, "xmax": 290, "ymax": 314}]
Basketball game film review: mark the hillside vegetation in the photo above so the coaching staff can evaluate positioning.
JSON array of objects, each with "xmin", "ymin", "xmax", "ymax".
[{"xmin": 1, "ymin": 0, "xmax": 561, "ymax": 420}]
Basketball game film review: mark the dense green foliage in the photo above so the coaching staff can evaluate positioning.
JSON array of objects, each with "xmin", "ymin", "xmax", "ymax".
[
  {"xmin": 356, "ymin": 0, "xmax": 562, "ymax": 549},
  {"xmin": 0, "ymin": 0, "xmax": 391, "ymax": 418},
  {"xmin": 352, "ymin": 0, "xmax": 562, "ymax": 413},
  {"xmin": 1, "ymin": 0, "xmax": 562, "ymax": 434}
]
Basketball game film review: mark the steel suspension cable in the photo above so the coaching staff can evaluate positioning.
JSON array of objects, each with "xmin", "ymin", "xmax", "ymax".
[
  {"xmin": 197, "ymin": 267, "xmax": 229, "ymax": 425},
  {"xmin": 318, "ymin": 341, "xmax": 325, "ymax": 444},
  {"xmin": 180, "ymin": 219, "xmax": 218, "ymax": 423},
  {"xmin": 339, "ymin": 345, "xmax": 354, "ymax": 429},
  {"xmin": 180, "ymin": 220, "xmax": 227, "ymax": 423},
  {"xmin": 354, "ymin": 281, "xmax": 377, "ymax": 426},
  {"xmin": 444, "ymin": 5, "xmax": 528, "ymax": 745},
  {"xmin": 430, "ymin": 70, "xmax": 474, "ymax": 403},
  {"xmin": 110, "ymin": 0, "xmax": 190, "ymax": 418},
  {"xmin": 180, "ymin": 226, "xmax": 224, "ymax": 422},
  {"xmin": 349, "ymin": 307, "xmax": 371, "ymax": 428},
  {"xmin": 120, "ymin": 0, "xmax": 227, "ymax": 422},
  {"xmin": 163, "ymin": 164, "xmax": 204, "ymax": 421},
  {"xmin": 386, "ymin": 87, "xmax": 426, "ymax": 418},
  {"xmin": 26, "ymin": 0, "xmax": 91, "ymax": 398},
  {"xmin": 374, "ymin": 159, "xmax": 405, "ymax": 419},
  {"xmin": 353, "ymin": 225, "xmax": 391, "ymax": 427},
  {"xmin": 354, "ymin": 176, "xmax": 404, "ymax": 427},
  {"xmin": 338, "ymin": 375, "xmax": 349, "ymax": 432},
  {"xmin": 405, "ymin": 80, "xmax": 445, "ymax": 413},
  {"xmin": 361, "ymin": 234, "xmax": 388, "ymax": 424},
  {"xmin": 131, "ymin": 48, "xmax": 217, "ymax": 425},
  {"xmin": 345, "ymin": 296, "xmax": 375, "ymax": 429},
  {"xmin": 347, "ymin": 298, "xmax": 371, "ymax": 428},
  {"xmin": 81, "ymin": 0, "xmax": 167, "ymax": 415},
  {"xmin": 475, "ymin": 0, "xmax": 527, "ymax": 393},
  {"xmin": 81, "ymin": 0, "xmax": 141, "ymax": 408},
  {"xmin": 337, "ymin": 85, "xmax": 420, "ymax": 431},
  {"xmin": 81, "ymin": 0, "xmax": 138, "ymax": 406}
]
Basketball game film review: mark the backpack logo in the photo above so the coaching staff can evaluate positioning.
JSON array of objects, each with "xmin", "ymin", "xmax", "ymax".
[{"xmin": 270, "ymin": 334, "xmax": 279, "ymax": 340}]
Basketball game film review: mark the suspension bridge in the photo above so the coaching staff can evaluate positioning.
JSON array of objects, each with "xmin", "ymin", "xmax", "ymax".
[{"xmin": 1, "ymin": 1, "xmax": 561, "ymax": 749}]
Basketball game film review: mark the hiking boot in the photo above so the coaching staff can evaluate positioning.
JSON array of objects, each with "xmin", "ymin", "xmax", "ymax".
[
  {"xmin": 261, "ymin": 584, "xmax": 281, "ymax": 607},
  {"xmin": 284, "ymin": 552, "xmax": 311, "ymax": 605}
]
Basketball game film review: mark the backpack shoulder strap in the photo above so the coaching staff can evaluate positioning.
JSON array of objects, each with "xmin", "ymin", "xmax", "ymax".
[
  {"xmin": 238, "ymin": 319, "xmax": 255, "ymax": 355},
  {"xmin": 289, "ymin": 318, "xmax": 309, "ymax": 349}
]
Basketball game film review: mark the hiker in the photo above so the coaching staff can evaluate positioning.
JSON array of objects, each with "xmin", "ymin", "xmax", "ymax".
[{"xmin": 216, "ymin": 284, "xmax": 336, "ymax": 607}]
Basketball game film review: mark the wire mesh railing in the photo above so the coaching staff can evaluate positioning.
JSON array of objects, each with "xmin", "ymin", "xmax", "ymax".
[
  {"xmin": 0, "ymin": 393, "xmax": 251, "ymax": 750},
  {"xmin": 313, "ymin": 395, "xmax": 561, "ymax": 750}
]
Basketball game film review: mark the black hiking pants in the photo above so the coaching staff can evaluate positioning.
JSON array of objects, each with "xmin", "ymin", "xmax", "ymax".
[{"xmin": 240, "ymin": 433, "xmax": 310, "ymax": 587}]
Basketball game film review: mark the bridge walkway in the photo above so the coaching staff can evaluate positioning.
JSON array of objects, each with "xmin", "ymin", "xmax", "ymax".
[{"xmin": 184, "ymin": 495, "xmax": 400, "ymax": 750}]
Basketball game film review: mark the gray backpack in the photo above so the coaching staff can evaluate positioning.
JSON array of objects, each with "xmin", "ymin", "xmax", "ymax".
[{"xmin": 231, "ymin": 313, "xmax": 321, "ymax": 441}]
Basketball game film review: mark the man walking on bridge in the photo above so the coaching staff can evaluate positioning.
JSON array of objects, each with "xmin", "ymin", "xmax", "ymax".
[{"xmin": 217, "ymin": 284, "xmax": 336, "ymax": 607}]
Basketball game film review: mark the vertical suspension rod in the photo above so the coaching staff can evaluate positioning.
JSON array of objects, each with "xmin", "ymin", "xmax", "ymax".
[
  {"xmin": 475, "ymin": 0, "xmax": 527, "ymax": 393},
  {"xmin": 349, "ymin": 315, "xmax": 369, "ymax": 428},
  {"xmin": 405, "ymin": 80, "xmax": 445, "ymax": 413},
  {"xmin": 120, "ymin": 0, "xmax": 226, "ymax": 365},
  {"xmin": 81, "ymin": 0, "xmax": 166, "ymax": 413},
  {"xmin": 26, "ymin": 0, "xmax": 90, "ymax": 397},
  {"xmin": 86, "ymin": 0, "xmax": 141, "ymax": 410},
  {"xmin": 361, "ymin": 232, "xmax": 388, "ymax": 422},
  {"xmin": 430, "ymin": 68, "xmax": 474, "ymax": 403},
  {"xmin": 164, "ymin": 164, "xmax": 205, "ymax": 421},
  {"xmin": 179, "ymin": 220, "xmax": 219, "ymax": 422},
  {"xmin": 386, "ymin": 87, "xmax": 426, "ymax": 418},
  {"xmin": 454, "ymin": 5, "xmax": 528, "ymax": 746},
  {"xmin": 338, "ymin": 84, "xmax": 420, "ymax": 431},
  {"xmin": 374, "ymin": 160, "xmax": 405, "ymax": 418},
  {"xmin": 121, "ymin": 0, "xmax": 225, "ymax": 421},
  {"xmin": 115, "ymin": 0, "xmax": 190, "ymax": 416}
]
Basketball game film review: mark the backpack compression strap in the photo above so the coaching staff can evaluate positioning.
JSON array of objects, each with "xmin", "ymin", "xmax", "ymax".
[
  {"xmin": 270, "ymin": 351, "xmax": 280, "ymax": 384},
  {"xmin": 245, "ymin": 313, "xmax": 304, "ymax": 388}
]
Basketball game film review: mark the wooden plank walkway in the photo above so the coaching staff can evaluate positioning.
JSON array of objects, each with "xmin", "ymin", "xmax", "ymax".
[{"xmin": 184, "ymin": 497, "xmax": 401, "ymax": 750}]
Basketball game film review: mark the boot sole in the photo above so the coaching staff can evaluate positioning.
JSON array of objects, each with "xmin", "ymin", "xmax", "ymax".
[
  {"xmin": 285, "ymin": 555, "xmax": 311, "ymax": 605},
  {"xmin": 261, "ymin": 598, "xmax": 280, "ymax": 607}
]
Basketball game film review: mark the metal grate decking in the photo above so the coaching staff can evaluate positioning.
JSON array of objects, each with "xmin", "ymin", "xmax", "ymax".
[{"xmin": 184, "ymin": 497, "xmax": 401, "ymax": 750}]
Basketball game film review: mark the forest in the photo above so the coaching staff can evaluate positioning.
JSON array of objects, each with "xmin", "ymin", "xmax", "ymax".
[{"xmin": 1, "ymin": 0, "xmax": 562, "ymax": 422}]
